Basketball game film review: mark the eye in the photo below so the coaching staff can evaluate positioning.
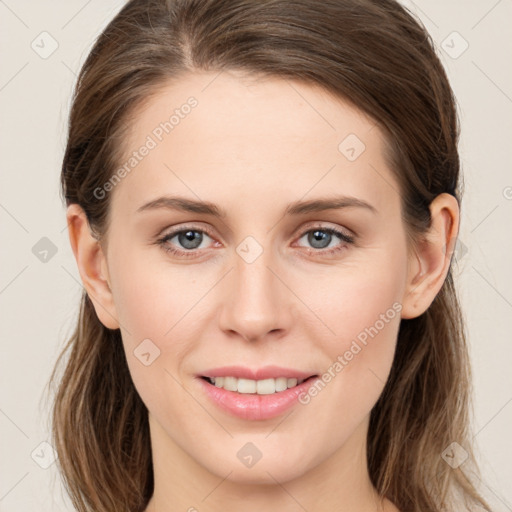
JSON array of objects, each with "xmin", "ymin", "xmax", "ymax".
[
  {"xmin": 155, "ymin": 224, "xmax": 355, "ymax": 259},
  {"xmin": 156, "ymin": 227, "xmax": 216, "ymax": 258},
  {"xmin": 295, "ymin": 226, "xmax": 355, "ymax": 255}
]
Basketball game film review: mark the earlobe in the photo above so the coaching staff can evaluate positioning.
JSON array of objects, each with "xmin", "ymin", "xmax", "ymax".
[
  {"xmin": 401, "ymin": 193, "xmax": 460, "ymax": 319},
  {"xmin": 66, "ymin": 204, "xmax": 120, "ymax": 330}
]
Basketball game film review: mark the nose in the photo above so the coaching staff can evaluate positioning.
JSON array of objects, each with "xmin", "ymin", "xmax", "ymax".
[{"xmin": 218, "ymin": 245, "xmax": 294, "ymax": 343}]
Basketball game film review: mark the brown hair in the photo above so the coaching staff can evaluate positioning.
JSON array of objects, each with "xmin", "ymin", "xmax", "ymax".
[{"xmin": 50, "ymin": 0, "xmax": 493, "ymax": 510}]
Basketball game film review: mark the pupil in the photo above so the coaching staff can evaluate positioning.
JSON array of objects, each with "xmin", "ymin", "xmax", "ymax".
[
  {"xmin": 179, "ymin": 230, "xmax": 202, "ymax": 249},
  {"xmin": 309, "ymin": 230, "xmax": 330, "ymax": 249}
]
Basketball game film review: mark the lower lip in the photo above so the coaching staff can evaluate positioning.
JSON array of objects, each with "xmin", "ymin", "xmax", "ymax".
[{"xmin": 198, "ymin": 377, "xmax": 318, "ymax": 421}]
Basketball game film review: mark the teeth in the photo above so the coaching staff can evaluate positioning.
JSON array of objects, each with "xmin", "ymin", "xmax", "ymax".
[
  {"xmin": 275, "ymin": 377, "xmax": 288, "ymax": 392},
  {"xmin": 223, "ymin": 376, "xmax": 237, "ymax": 391},
  {"xmin": 207, "ymin": 376, "xmax": 305, "ymax": 394},
  {"xmin": 238, "ymin": 378, "xmax": 256, "ymax": 393}
]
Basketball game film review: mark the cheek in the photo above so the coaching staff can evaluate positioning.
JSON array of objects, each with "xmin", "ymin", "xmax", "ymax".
[
  {"xmin": 107, "ymin": 248, "xmax": 213, "ymax": 399},
  {"xmin": 292, "ymin": 248, "xmax": 406, "ymax": 412},
  {"xmin": 109, "ymin": 249, "xmax": 202, "ymax": 342},
  {"xmin": 300, "ymin": 247, "xmax": 407, "ymax": 350},
  {"xmin": 109, "ymin": 256, "xmax": 199, "ymax": 430}
]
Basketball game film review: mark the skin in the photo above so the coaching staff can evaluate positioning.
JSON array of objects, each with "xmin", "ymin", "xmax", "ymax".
[{"xmin": 67, "ymin": 70, "xmax": 459, "ymax": 512}]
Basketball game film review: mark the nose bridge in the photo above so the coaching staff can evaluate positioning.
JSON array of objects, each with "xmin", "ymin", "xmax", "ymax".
[{"xmin": 219, "ymin": 237, "xmax": 289, "ymax": 341}]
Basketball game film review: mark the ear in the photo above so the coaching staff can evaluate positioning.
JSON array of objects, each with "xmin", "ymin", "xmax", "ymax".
[
  {"xmin": 66, "ymin": 204, "xmax": 120, "ymax": 329},
  {"xmin": 401, "ymin": 193, "xmax": 460, "ymax": 319}
]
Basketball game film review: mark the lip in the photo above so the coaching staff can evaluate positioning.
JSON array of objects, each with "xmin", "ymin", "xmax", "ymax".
[
  {"xmin": 199, "ymin": 365, "xmax": 315, "ymax": 380},
  {"xmin": 196, "ymin": 366, "xmax": 319, "ymax": 421}
]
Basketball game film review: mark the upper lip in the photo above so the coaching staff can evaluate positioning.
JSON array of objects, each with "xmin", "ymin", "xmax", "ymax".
[{"xmin": 199, "ymin": 365, "xmax": 317, "ymax": 380}]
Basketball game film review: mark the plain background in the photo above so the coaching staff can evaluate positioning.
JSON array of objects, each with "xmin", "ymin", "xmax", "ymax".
[{"xmin": 0, "ymin": 1, "xmax": 511, "ymax": 510}]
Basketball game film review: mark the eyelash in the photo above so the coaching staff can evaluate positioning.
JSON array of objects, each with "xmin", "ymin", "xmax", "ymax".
[{"xmin": 156, "ymin": 225, "xmax": 355, "ymax": 259}]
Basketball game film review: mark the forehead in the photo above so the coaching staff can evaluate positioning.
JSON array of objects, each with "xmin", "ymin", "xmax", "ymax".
[{"xmin": 110, "ymin": 70, "xmax": 399, "ymax": 218}]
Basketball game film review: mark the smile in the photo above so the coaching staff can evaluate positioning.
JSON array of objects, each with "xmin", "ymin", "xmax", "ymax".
[
  {"xmin": 203, "ymin": 376, "xmax": 308, "ymax": 394},
  {"xmin": 197, "ymin": 366, "xmax": 319, "ymax": 420}
]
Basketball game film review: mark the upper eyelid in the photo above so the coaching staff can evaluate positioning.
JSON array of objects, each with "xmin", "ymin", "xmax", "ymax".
[{"xmin": 160, "ymin": 224, "xmax": 215, "ymax": 240}]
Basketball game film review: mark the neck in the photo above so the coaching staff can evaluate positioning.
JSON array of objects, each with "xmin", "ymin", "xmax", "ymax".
[{"xmin": 145, "ymin": 414, "xmax": 395, "ymax": 512}]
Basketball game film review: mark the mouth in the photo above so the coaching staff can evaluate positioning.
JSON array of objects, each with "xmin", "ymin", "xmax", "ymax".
[
  {"xmin": 200, "ymin": 375, "xmax": 317, "ymax": 395},
  {"xmin": 197, "ymin": 367, "xmax": 319, "ymax": 421}
]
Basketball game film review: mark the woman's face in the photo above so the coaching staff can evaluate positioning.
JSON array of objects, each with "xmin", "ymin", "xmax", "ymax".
[{"xmin": 102, "ymin": 70, "xmax": 413, "ymax": 483}]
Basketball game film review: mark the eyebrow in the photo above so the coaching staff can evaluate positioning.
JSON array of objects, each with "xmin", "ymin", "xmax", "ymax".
[{"xmin": 136, "ymin": 195, "xmax": 377, "ymax": 217}]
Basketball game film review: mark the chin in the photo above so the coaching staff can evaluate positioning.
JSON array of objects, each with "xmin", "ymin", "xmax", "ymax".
[
  {"xmin": 198, "ymin": 442, "xmax": 320, "ymax": 485},
  {"xmin": 218, "ymin": 463, "xmax": 307, "ymax": 486}
]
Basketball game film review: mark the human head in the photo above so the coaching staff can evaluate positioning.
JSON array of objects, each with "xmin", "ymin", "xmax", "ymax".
[{"xmin": 52, "ymin": 1, "xmax": 490, "ymax": 511}]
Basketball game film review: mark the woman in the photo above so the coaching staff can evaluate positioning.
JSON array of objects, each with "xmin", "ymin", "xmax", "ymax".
[{"xmin": 50, "ymin": 0, "xmax": 493, "ymax": 510}]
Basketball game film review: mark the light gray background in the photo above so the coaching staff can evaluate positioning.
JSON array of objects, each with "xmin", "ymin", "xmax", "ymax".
[{"xmin": 0, "ymin": 1, "xmax": 511, "ymax": 510}]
